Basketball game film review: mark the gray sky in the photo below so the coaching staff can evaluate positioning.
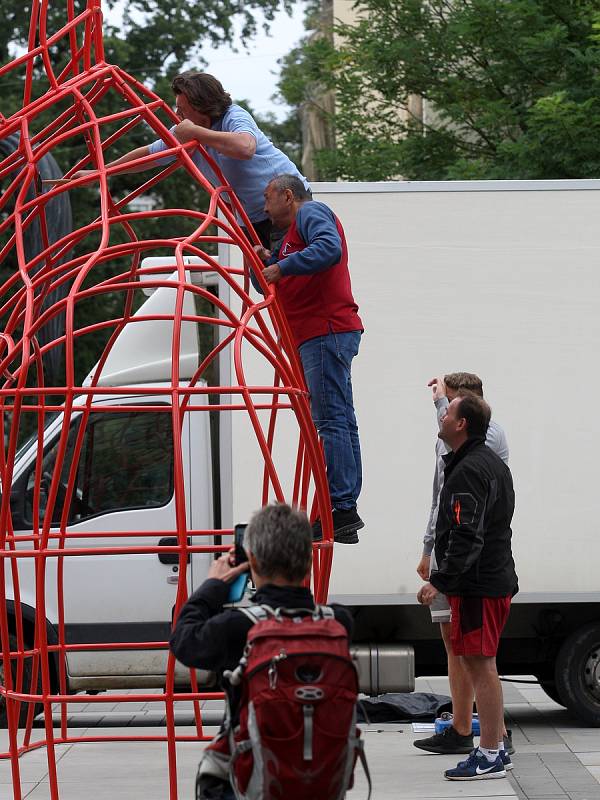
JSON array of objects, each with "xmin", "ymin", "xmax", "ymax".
[
  {"xmin": 202, "ymin": 5, "xmax": 307, "ymax": 121},
  {"xmin": 106, "ymin": 2, "xmax": 307, "ymax": 121}
]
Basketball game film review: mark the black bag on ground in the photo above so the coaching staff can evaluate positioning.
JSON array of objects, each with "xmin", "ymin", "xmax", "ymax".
[{"xmin": 357, "ymin": 692, "xmax": 452, "ymax": 723}]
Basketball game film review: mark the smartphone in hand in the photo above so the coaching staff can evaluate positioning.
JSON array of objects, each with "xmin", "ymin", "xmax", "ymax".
[{"xmin": 228, "ymin": 523, "xmax": 249, "ymax": 603}]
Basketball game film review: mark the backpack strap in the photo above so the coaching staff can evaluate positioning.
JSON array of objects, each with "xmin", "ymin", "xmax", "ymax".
[
  {"xmin": 237, "ymin": 604, "xmax": 275, "ymax": 625},
  {"xmin": 238, "ymin": 604, "xmax": 335, "ymax": 624},
  {"xmin": 224, "ymin": 605, "xmax": 277, "ymax": 687},
  {"xmin": 315, "ymin": 604, "xmax": 335, "ymax": 620},
  {"xmin": 261, "ymin": 605, "xmax": 336, "ymax": 621},
  {"xmin": 357, "ymin": 739, "xmax": 372, "ymax": 800}
]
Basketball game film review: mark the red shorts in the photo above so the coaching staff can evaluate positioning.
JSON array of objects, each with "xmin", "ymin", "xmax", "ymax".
[{"xmin": 448, "ymin": 595, "xmax": 511, "ymax": 656}]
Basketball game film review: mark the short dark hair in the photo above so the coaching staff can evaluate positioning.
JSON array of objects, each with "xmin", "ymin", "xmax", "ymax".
[
  {"xmin": 455, "ymin": 394, "xmax": 491, "ymax": 439},
  {"xmin": 444, "ymin": 372, "xmax": 483, "ymax": 397},
  {"xmin": 245, "ymin": 503, "xmax": 312, "ymax": 583},
  {"xmin": 268, "ymin": 174, "xmax": 311, "ymax": 201},
  {"xmin": 171, "ymin": 72, "xmax": 232, "ymax": 120}
]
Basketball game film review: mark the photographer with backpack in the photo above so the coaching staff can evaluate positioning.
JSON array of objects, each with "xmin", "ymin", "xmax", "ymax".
[{"xmin": 170, "ymin": 503, "xmax": 360, "ymax": 800}]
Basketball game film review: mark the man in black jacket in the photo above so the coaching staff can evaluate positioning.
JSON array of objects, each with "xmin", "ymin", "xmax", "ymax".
[
  {"xmin": 417, "ymin": 394, "xmax": 517, "ymax": 782},
  {"xmin": 170, "ymin": 503, "xmax": 353, "ymax": 799}
]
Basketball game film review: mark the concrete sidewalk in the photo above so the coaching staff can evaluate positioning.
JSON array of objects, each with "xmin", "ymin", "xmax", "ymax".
[{"xmin": 0, "ymin": 676, "xmax": 598, "ymax": 799}]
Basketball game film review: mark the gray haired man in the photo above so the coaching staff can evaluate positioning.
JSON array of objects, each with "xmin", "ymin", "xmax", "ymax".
[{"xmin": 170, "ymin": 503, "xmax": 353, "ymax": 800}]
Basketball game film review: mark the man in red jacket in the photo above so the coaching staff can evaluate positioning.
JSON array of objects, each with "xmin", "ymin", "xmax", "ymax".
[{"xmin": 254, "ymin": 174, "xmax": 364, "ymax": 543}]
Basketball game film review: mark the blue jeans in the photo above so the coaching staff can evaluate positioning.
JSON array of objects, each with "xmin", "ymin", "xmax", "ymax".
[{"xmin": 298, "ymin": 330, "xmax": 362, "ymax": 510}]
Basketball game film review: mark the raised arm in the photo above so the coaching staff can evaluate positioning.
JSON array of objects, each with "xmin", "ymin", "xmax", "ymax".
[
  {"xmin": 169, "ymin": 552, "xmax": 249, "ymax": 671},
  {"xmin": 277, "ymin": 203, "xmax": 342, "ymax": 277},
  {"xmin": 71, "ymin": 145, "xmax": 154, "ymax": 180},
  {"xmin": 422, "ymin": 445, "xmax": 443, "ymax": 559},
  {"xmin": 174, "ymin": 119, "xmax": 256, "ymax": 160}
]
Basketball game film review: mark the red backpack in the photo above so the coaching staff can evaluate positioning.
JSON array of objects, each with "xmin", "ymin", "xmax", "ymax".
[{"xmin": 222, "ymin": 604, "xmax": 370, "ymax": 800}]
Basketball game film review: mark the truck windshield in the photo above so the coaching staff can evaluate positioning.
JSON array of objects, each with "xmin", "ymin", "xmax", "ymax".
[{"xmin": 23, "ymin": 408, "xmax": 174, "ymax": 526}]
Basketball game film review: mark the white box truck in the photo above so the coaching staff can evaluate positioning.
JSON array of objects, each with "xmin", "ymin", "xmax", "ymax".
[{"xmin": 3, "ymin": 180, "xmax": 600, "ymax": 726}]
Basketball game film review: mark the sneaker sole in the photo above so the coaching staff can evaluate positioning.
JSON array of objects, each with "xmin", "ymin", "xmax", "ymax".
[
  {"xmin": 315, "ymin": 531, "xmax": 360, "ymax": 544},
  {"xmin": 413, "ymin": 742, "xmax": 474, "ymax": 755},
  {"xmin": 334, "ymin": 530, "xmax": 360, "ymax": 544},
  {"xmin": 503, "ymin": 762, "xmax": 514, "ymax": 771},
  {"xmin": 312, "ymin": 519, "xmax": 364, "ymax": 542},
  {"xmin": 334, "ymin": 519, "xmax": 365, "ymax": 535},
  {"xmin": 445, "ymin": 770, "xmax": 506, "ymax": 781}
]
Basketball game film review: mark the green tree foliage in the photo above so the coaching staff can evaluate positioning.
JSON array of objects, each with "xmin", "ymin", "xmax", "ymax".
[
  {"xmin": 292, "ymin": 0, "xmax": 600, "ymax": 180},
  {"xmin": 274, "ymin": 1, "xmax": 337, "ymax": 179}
]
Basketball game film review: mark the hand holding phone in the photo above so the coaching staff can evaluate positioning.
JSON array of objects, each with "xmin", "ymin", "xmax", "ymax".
[
  {"xmin": 208, "ymin": 524, "xmax": 250, "ymax": 602},
  {"xmin": 234, "ymin": 523, "xmax": 248, "ymax": 567},
  {"xmin": 228, "ymin": 523, "xmax": 249, "ymax": 603}
]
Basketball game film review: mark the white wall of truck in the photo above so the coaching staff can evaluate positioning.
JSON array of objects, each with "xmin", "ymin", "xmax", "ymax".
[
  {"xmin": 225, "ymin": 180, "xmax": 600, "ymax": 602},
  {"xmin": 222, "ymin": 179, "xmax": 600, "ymax": 723}
]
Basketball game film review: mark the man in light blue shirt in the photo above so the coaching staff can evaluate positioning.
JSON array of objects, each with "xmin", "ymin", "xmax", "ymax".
[{"xmin": 73, "ymin": 72, "xmax": 309, "ymax": 247}]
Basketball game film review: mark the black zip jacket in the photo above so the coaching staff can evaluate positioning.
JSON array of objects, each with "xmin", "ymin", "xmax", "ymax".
[
  {"xmin": 430, "ymin": 436, "xmax": 518, "ymax": 598},
  {"xmin": 169, "ymin": 579, "xmax": 353, "ymax": 674}
]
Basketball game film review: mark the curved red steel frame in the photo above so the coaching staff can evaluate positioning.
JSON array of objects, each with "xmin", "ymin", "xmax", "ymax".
[{"xmin": 0, "ymin": 2, "xmax": 334, "ymax": 797}]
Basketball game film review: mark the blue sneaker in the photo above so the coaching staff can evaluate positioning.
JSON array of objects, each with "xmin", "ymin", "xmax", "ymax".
[
  {"xmin": 500, "ymin": 749, "xmax": 513, "ymax": 771},
  {"xmin": 444, "ymin": 749, "xmax": 506, "ymax": 781}
]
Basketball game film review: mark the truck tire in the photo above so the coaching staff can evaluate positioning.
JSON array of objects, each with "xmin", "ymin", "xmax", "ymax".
[
  {"xmin": 538, "ymin": 679, "xmax": 566, "ymax": 707},
  {"xmin": 0, "ymin": 634, "xmax": 39, "ymax": 728},
  {"xmin": 555, "ymin": 623, "xmax": 600, "ymax": 726}
]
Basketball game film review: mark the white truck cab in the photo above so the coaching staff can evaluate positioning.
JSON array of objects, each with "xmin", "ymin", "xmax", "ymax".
[{"xmin": 4, "ymin": 263, "xmax": 216, "ymax": 704}]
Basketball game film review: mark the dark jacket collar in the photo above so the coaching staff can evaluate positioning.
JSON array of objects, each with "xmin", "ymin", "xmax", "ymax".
[
  {"xmin": 252, "ymin": 583, "xmax": 315, "ymax": 610},
  {"xmin": 442, "ymin": 435, "xmax": 486, "ymax": 474}
]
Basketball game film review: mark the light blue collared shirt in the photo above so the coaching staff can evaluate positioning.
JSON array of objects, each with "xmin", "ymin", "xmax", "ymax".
[{"xmin": 148, "ymin": 104, "xmax": 309, "ymax": 223}]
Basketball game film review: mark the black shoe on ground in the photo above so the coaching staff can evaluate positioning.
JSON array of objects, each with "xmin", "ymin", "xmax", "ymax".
[
  {"xmin": 312, "ymin": 508, "xmax": 364, "ymax": 543},
  {"xmin": 503, "ymin": 729, "xmax": 515, "ymax": 755},
  {"xmin": 413, "ymin": 726, "xmax": 474, "ymax": 755}
]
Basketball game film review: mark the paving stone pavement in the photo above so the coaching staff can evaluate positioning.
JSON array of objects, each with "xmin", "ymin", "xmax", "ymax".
[{"xmin": 0, "ymin": 676, "xmax": 598, "ymax": 799}]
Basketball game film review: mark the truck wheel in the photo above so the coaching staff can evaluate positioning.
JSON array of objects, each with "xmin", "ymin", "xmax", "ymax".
[
  {"xmin": 0, "ymin": 634, "xmax": 39, "ymax": 728},
  {"xmin": 538, "ymin": 679, "xmax": 566, "ymax": 707},
  {"xmin": 555, "ymin": 623, "xmax": 600, "ymax": 726}
]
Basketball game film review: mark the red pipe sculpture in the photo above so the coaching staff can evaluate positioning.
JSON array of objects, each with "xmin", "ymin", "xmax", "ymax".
[{"xmin": 0, "ymin": 3, "xmax": 333, "ymax": 797}]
